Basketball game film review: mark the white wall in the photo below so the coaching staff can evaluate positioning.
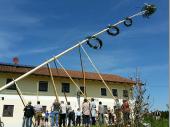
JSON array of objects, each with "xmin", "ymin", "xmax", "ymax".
[{"xmin": 0, "ymin": 94, "xmax": 125, "ymax": 127}]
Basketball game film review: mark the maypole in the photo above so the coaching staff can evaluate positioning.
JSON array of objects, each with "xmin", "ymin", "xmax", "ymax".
[{"xmin": 0, "ymin": 4, "xmax": 156, "ymax": 92}]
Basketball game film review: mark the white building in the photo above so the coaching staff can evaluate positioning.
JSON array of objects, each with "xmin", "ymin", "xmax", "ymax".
[{"xmin": 0, "ymin": 63, "xmax": 134, "ymax": 127}]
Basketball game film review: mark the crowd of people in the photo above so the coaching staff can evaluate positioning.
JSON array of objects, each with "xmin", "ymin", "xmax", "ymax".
[{"xmin": 22, "ymin": 98, "xmax": 131, "ymax": 127}]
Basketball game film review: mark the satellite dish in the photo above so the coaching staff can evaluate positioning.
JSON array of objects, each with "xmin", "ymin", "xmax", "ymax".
[{"xmin": 13, "ymin": 57, "xmax": 19, "ymax": 64}]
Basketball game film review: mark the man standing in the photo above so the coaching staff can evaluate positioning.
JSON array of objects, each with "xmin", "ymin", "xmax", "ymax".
[
  {"xmin": 98, "ymin": 101, "xmax": 104, "ymax": 126},
  {"xmin": 59, "ymin": 101, "xmax": 67, "ymax": 127},
  {"xmin": 114, "ymin": 99, "xmax": 121, "ymax": 125},
  {"xmin": 82, "ymin": 99, "xmax": 90, "ymax": 127},
  {"xmin": 22, "ymin": 101, "xmax": 35, "ymax": 127},
  {"xmin": 67, "ymin": 102, "xmax": 75, "ymax": 127},
  {"xmin": 34, "ymin": 101, "xmax": 43, "ymax": 127},
  {"xmin": 51, "ymin": 99, "xmax": 60, "ymax": 127},
  {"xmin": 90, "ymin": 98, "xmax": 96, "ymax": 126},
  {"xmin": 121, "ymin": 100, "xmax": 130, "ymax": 127}
]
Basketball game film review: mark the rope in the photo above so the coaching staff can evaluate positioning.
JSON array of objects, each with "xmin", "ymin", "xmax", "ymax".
[
  {"xmin": 47, "ymin": 63, "xmax": 59, "ymax": 102},
  {"xmin": 53, "ymin": 60, "xmax": 60, "ymax": 74},
  {"xmin": 56, "ymin": 59, "xmax": 87, "ymax": 98},
  {"xmin": 78, "ymin": 46, "xmax": 87, "ymax": 97},
  {"xmin": 80, "ymin": 45, "xmax": 116, "ymax": 100}
]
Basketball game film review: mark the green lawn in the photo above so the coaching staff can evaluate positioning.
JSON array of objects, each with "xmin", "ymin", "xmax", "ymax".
[{"xmin": 144, "ymin": 116, "xmax": 169, "ymax": 127}]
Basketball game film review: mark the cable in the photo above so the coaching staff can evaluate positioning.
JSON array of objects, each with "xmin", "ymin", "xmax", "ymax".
[
  {"xmin": 80, "ymin": 45, "xmax": 116, "ymax": 100},
  {"xmin": 56, "ymin": 59, "xmax": 87, "ymax": 98},
  {"xmin": 78, "ymin": 46, "xmax": 87, "ymax": 97}
]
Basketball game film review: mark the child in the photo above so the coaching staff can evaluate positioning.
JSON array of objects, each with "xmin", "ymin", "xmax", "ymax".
[
  {"xmin": 45, "ymin": 110, "xmax": 49, "ymax": 127},
  {"xmin": 75, "ymin": 108, "xmax": 81, "ymax": 126},
  {"xmin": 108, "ymin": 109, "xmax": 114, "ymax": 125}
]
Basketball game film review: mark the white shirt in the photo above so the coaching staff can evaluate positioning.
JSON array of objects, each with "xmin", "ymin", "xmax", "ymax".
[
  {"xmin": 67, "ymin": 105, "xmax": 72, "ymax": 113},
  {"xmin": 76, "ymin": 111, "xmax": 81, "ymax": 116},
  {"xmin": 91, "ymin": 101, "xmax": 96, "ymax": 117},
  {"xmin": 98, "ymin": 104, "xmax": 104, "ymax": 114},
  {"xmin": 34, "ymin": 104, "xmax": 43, "ymax": 112},
  {"xmin": 60, "ymin": 103, "xmax": 66, "ymax": 114}
]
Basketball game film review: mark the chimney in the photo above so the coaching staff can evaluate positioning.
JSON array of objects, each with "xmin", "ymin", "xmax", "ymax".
[{"xmin": 13, "ymin": 57, "xmax": 19, "ymax": 65}]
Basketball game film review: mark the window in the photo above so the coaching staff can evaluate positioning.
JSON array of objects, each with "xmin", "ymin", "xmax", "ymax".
[
  {"xmin": 3, "ymin": 105, "xmax": 14, "ymax": 117},
  {"xmin": 123, "ymin": 90, "xmax": 129, "ymax": 97},
  {"xmin": 103, "ymin": 105, "xmax": 108, "ymax": 114},
  {"xmin": 112, "ymin": 89, "xmax": 118, "ymax": 97},
  {"xmin": 101, "ymin": 88, "xmax": 107, "ymax": 96},
  {"xmin": 62, "ymin": 83, "xmax": 70, "ymax": 93},
  {"xmin": 80, "ymin": 86, "xmax": 84, "ymax": 94},
  {"xmin": 6, "ymin": 78, "xmax": 16, "ymax": 90},
  {"xmin": 39, "ymin": 81, "xmax": 48, "ymax": 92}
]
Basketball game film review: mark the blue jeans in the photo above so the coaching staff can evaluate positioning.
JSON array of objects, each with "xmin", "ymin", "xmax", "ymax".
[
  {"xmin": 22, "ymin": 117, "xmax": 32, "ymax": 127},
  {"xmin": 51, "ymin": 111, "xmax": 59, "ymax": 126}
]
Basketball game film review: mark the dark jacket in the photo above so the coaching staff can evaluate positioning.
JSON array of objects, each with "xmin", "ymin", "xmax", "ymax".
[{"xmin": 24, "ymin": 105, "xmax": 35, "ymax": 118}]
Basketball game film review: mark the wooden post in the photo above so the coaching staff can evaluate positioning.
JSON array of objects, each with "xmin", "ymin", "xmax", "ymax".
[
  {"xmin": 13, "ymin": 79, "xmax": 36, "ymax": 127},
  {"xmin": 13, "ymin": 79, "xmax": 26, "ymax": 106},
  {"xmin": 47, "ymin": 63, "xmax": 59, "ymax": 102},
  {"xmin": 37, "ymin": 82, "xmax": 39, "ymax": 102}
]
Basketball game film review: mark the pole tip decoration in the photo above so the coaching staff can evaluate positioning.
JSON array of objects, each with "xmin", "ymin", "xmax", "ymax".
[{"xmin": 142, "ymin": 3, "xmax": 157, "ymax": 18}]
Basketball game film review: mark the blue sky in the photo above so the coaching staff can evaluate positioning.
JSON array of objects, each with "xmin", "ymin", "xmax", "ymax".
[{"xmin": 0, "ymin": 0, "xmax": 168, "ymax": 110}]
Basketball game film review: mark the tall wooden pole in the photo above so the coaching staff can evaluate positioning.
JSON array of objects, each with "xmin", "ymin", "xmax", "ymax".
[{"xmin": 47, "ymin": 63, "xmax": 59, "ymax": 102}]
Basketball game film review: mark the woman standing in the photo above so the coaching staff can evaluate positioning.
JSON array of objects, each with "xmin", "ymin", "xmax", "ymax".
[{"xmin": 82, "ymin": 99, "xmax": 90, "ymax": 127}]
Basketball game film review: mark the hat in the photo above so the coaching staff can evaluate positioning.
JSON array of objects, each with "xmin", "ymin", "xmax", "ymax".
[{"xmin": 28, "ymin": 101, "xmax": 31, "ymax": 104}]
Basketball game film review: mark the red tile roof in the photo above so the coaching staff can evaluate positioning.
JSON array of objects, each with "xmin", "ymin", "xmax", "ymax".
[{"xmin": 0, "ymin": 63, "xmax": 135, "ymax": 84}]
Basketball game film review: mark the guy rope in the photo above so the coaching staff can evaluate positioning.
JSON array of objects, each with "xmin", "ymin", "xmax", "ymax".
[
  {"xmin": 0, "ymin": 4, "xmax": 156, "ymax": 92},
  {"xmin": 78, "ymin": 46, "xmax": 87, "ymax": 97}
]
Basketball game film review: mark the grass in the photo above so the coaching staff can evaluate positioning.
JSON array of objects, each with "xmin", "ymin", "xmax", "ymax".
[{"xmin": 144, "ymin": 116, "xmax": 169, "ymax": 127}]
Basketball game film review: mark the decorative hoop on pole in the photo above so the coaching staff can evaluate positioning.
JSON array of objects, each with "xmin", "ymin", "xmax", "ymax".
[
  {"xmin": 86, "ymin": 36, "xmax": 103, "ymax": 49},
  {"xmin": 124, "ymin": 17, "xmax": 133, "ymax": 27},
  {"xmin": 107, "ymin": 25, "xmax": 120, "ymax": 36}
]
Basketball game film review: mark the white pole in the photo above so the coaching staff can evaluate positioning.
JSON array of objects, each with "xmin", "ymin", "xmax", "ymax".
[{"xmin": 0, "ymin": 11, "xmax": 146, "ymax": 92}]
